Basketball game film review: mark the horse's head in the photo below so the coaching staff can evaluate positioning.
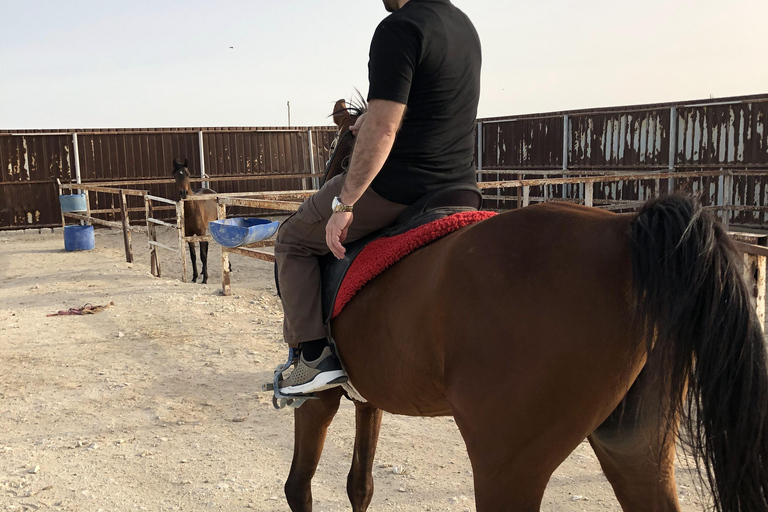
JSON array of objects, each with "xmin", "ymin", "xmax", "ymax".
[
  {"xmin": 323, "ymin": 98, "xmax": 366, "ymax": 185},
  {"xmin": 332, "ymin": 99, "xmax": 357, "ymax": 133},
  {"xmin": 172, "ymin": 158, "xmax": 192, "ymax": 199}
]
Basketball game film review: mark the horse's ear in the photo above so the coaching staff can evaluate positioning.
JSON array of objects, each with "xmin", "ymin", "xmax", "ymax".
[
  {"xmin": 173, "ymin": 158, "xmax": 180, "ymax": 167},
  {"xmin": 183, "ymin": 158, "xmax": 189, "ymax": 167},
  {"xmin": 332, "ymin": 99, "xmax": 349, "ymax": 128}
]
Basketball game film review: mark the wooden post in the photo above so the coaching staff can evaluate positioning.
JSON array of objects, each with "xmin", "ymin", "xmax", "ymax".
[
  {"xmin": 145, "ymin": 196, "xmax": 160, "ymax": 277},
  {"xmin": 177, "ymin": 201, "xmax": 188, "ymax": 283},
  {"xmin": 743, "ymin": 253, "xmax": 766, "ymax": 330},
  {"xmin": 82, "ymin": 189, "xmax": 91, "ymax": 227},
  {"xmin": 218, "ymin": 202, "xmax": 231, "ymax": 296},
  {"xmin": 119, "ymin": 191, "xmax": 134, "ymax": 263},
  {"xmin": 522, "ymin": 186, "xmax": 530, "ymax": 207},
  {"xmin": 585, "ymin": 183, "xmax": 594, "ymax": 207},
  {"xmin": 56, "ymin": 180, "xmax": 66, "ymax": 228}
]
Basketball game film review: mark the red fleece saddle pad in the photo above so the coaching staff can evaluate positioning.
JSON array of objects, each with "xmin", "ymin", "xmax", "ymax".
[{"xmin": 332, "ymin": 210, "xmax": 497, "ymax": 318}]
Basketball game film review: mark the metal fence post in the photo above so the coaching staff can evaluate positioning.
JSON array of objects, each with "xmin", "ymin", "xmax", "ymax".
[
  {"xmin": 563, "ymin": 114, "xmax": 570, "ymax": 199},
  {"xmin": 307, "ymin": 129, "xmax": 317, "ymax": 190},
  {"xmin": 722, "ymin": 169, "xmax": 733, "ymax": 230},
  {"xmin": 72, "ymin": 132, "xmax": 82, "ymax": 190},
  {"xmin": 199, "ymin": 131, "xmax": 209, "ymax": 189},
  {"xmin": 668, "ymin": 107, "xmax": 677, "ymax": 194}
]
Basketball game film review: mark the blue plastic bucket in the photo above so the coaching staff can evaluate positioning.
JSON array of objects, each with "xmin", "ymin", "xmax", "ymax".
[
  {"xmin": 64, "ymin": 225, "xmax": 95, "ymax": 251},
  {"xmin": 59, "ymin": 194, "xmax": 87, "ymax": 212},
  {"xmin": 209, "ymin": 218, "xmax": 280, "ymax": 248}
]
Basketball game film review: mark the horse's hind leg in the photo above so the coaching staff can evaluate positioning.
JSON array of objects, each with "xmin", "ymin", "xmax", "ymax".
[
  {"xmin": 285, "ymin": 387, "xmax": 343, "ymax": 512},
  {"xmin": 588, "ymin": 368, "xmax": 681, "ymax": 512},
  {"xmin": 347, "ymin": 402, "xmax": 382, "ymax": 512},
  {"xmin": 187, "ymin": 242, "xmax": 199, "ymax": 283},
  {"xmin": 199, "ymin": 241, "xmax": 209, "ymax": 284}
]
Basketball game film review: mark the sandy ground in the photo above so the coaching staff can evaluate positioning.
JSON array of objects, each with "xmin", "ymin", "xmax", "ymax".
[{"xmin": 0, "ymin": 227, "xmax": 710, "ymax": 511}]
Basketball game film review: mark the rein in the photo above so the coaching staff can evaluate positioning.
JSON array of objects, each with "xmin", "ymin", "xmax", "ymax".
[{"xmin": 322, "ymin": 128, "xmax": 355, "ymax": 187}]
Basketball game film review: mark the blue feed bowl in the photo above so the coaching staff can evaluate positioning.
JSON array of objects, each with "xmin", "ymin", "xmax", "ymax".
[
  {"xmin": 59, "ymin": 193, "xmax": 88, "ymax": 212},
  {"xmin": 64, "ymin": 225, "xmax": 95, "ymax": 251},
  {"xmin": 209, "ymin": 218, "xmax": 280, "ymax": 248}
]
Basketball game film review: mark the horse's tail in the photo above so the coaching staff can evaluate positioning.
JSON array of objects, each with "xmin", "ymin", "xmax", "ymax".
[{"xmin": 630, "ymin": 195, "xmax": 768, "ymax": 512}]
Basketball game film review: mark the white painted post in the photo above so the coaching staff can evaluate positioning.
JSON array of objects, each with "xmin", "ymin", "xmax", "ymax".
[
  {"xmin": 476, "ymin": 122, "xmax": 483, "ymax": 183},
  {"xmin": 522, "ymin": 186, "xmax": 530, "ymax": 207},
  {"xmin": 198, "ymin": 131, "xmax": 208, "ymax": 189},
  {"xmin": 72, "ymin": 133, "xmax": 81, "ymax": 186},
  {"xmin": 563, "ymin": 114, "xmax": 570, "ymax": 200},
  {"xmin": 668, "ymin": 106, "xmax": 677, "ymax": 193},
  {"xmin": 723, "ymin": 170, "xmax": 733, "ymax": 230},
  {"xmin": 72, "ymin": 132, "xmax": 83, "ymax": 223},
  {"xmin": 562, "ymin": 115, "xmax": 569, "ymax": 172},
  {"xmin": 476, "ymin": 121, "xmax": 486, "ymax": 207},
  {"xmin": 307, "ymin": 129, "xmax": 317, "ymax": 190}
]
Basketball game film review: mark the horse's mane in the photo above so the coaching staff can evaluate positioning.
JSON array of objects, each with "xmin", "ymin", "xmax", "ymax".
[{"xmin": 332, "ymin": 90, "xmax": 368, "ymax": 119}]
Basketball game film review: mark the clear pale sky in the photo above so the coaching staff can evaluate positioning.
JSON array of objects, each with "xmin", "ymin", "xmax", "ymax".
[{"xmin": 1, "ymin": 0, "xmax": 766, "ymax": 129}]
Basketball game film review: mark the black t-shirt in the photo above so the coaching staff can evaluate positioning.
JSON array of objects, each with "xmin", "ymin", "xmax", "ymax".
[{"xmin": 367, "ymin": 0, "xmax": 481, "ymax": 205}]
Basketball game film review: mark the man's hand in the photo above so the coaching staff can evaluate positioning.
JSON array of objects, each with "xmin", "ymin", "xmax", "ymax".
[{"xmin": 326, "ymin": 211, "xmax": 354, "ymax": 259}]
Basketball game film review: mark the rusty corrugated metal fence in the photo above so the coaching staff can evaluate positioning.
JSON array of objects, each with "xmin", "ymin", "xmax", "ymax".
[
  {"xmin": 476, "ymin": 94, "xmax": 768, "ymax": 226},
  {"xmin": 0, "ymin": 127, "xmax": 336, "ymax": 229},
  {"xmin": 3, "ymin": 94, "xmax": 767, "ymax": 230}
]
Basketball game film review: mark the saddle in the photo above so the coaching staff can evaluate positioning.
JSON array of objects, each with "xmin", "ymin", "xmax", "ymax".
[
  {"xmin": 266, "ymin": 184, "xmax": 484, "ymax": 408},
  {"xmin": 319, "ymin": 183, "xmax": 483, "ymax": 324}
]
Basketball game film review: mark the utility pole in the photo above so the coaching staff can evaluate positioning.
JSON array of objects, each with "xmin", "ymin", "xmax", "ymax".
[{"xmin": 287, "ymin": 101, "xmax": 291, "ymax": 128}]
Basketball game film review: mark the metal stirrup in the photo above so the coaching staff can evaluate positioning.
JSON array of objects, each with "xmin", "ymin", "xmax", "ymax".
[{"xmin": 261, "ymin": 347, "xmax": 317, "ymax": 409}]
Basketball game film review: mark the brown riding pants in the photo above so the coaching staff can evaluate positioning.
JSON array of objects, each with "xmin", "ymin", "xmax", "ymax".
[{"xmin": 275, "ymin": 173, "xmax": 408, "ymax": 346}]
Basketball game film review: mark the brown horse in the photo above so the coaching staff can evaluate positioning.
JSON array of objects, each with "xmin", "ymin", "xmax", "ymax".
[
  {"xmin": 172, "ymin": 158, "xmax": 218, "ymax": 284},
  {"xmin": 282, "ymin": 105, "xmax": 768, "ymax": 512}
]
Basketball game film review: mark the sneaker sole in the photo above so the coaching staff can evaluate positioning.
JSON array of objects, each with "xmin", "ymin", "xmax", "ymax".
[{"xmin": 280, "ymin": 371, "xmax": 348, "ymax": 396}]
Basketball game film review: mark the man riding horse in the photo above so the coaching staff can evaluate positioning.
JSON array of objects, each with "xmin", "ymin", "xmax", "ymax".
[{"xmin": 275, "ymin": 0, "xmax": 481, "ymax": 395}]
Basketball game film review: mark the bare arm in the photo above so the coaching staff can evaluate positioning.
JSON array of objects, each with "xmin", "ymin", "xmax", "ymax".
[
  {"xmin": 338, "ymin": 99, "xmax": 406, "ymax": 205},
  {"xmin": 325, "ymin": 99, "xmax": 406, "ymax": 259}
]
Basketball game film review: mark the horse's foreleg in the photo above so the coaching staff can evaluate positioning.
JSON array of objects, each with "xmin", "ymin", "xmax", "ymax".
[
  {"xmin": 199, "ymin": 241, "xmax": 209, "ymax": 284},
  {"xmin": 285, "ymin": 388, "xmax": 343, "ymax": 512},
  {"xmin": 347, "ymin": 402, "xmax": 382, "ymax": 512},
  {"xmin": 187, "ymin": 242, "xmax": 198, "ymax": 283}
]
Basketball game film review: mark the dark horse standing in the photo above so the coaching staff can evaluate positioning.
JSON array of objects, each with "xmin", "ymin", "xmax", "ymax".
[
  {"xmin": 281, "ymin": 102, "xmax": 768, "ymax": 512},
  {"xmin": 172, "ymin": 158, "xmax": 218, "ymax": 284}
]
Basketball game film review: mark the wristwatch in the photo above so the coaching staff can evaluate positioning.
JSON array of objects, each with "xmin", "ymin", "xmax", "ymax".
[{"xmin": 332, "ymin": 196, "xmax": 354, "ymax": 213}]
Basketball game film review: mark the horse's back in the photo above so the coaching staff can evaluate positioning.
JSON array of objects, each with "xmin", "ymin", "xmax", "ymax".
[{"xmin": 334, "ymin": 202, "xmax": 641, "ymax": 422}]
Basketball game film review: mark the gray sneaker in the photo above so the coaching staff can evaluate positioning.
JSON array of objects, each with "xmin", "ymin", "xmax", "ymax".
[{"xmin": 278, "ymin": 347, "xmax": 348, "ymax": 395}]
